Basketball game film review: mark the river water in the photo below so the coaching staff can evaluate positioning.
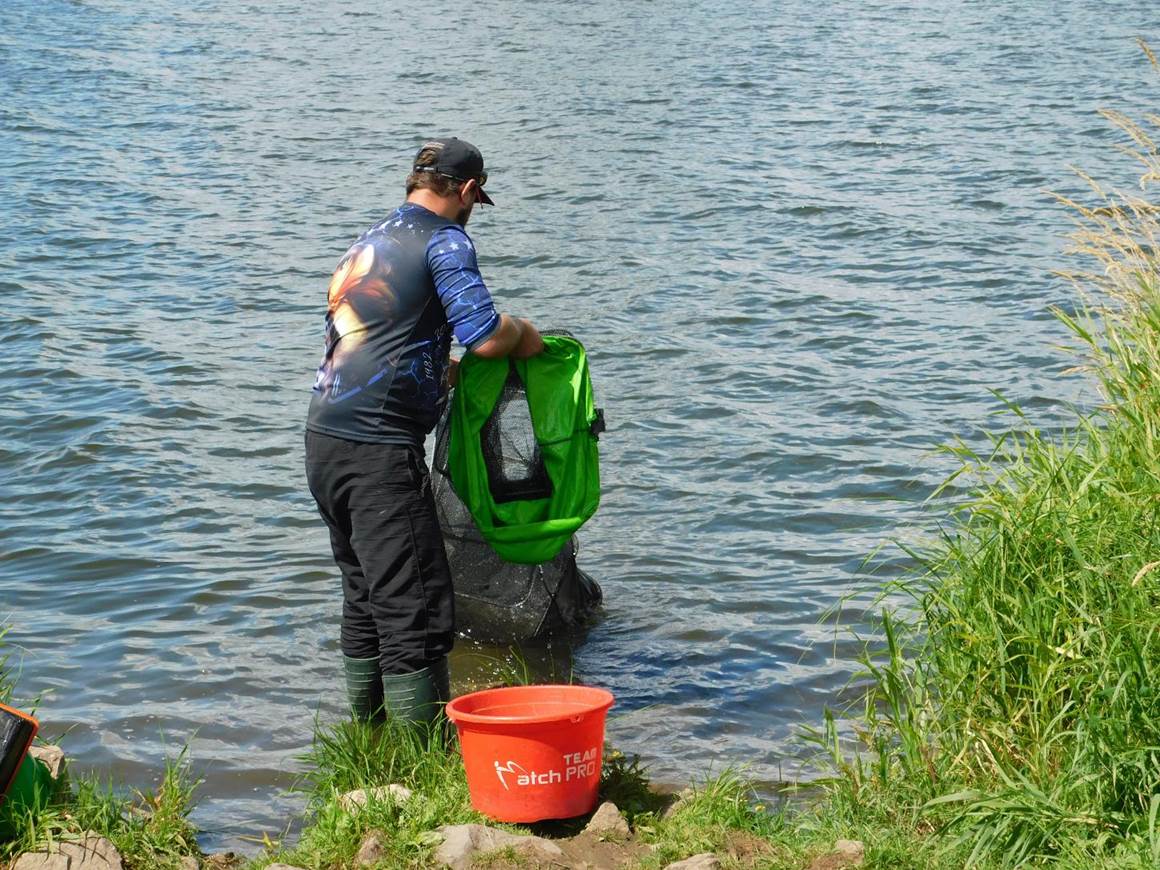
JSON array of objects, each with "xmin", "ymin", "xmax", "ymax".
[{"xmin": 2, "ymin": 0, "xmax": 1156, "ymax": 852}]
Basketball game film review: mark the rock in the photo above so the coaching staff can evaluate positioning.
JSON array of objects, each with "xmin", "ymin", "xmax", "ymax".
[
  {"xmin": 179, "ymin": 858, "xmax": 199, "ymax": 870},
  {"xmin": 338, "ymin": 783, "xmax": 413, "ymax": 813},
  {"xmin": 202, "ymin": 854, "xmax": 241, "ymax": 869},
  {"xmin": 12, "ymin": 833, "xmax": 123, "ymax": 870},
  {"xmin": 664, "ymin": 854, "xmax": 720, "ymax": 870},
  {"xmin": 660, "ymin": 786, "xmax": 696, "ymax": 820},
  {"xmin": 28, "ymin": 745, "xmax": 66, "ymax": 780},
  {"xmin": 434, "ymin": 823, "xmax": 564, "ymax": 870},
  {"xmin": 834, "ymin": 839, "xmax": 864, "ymax": 860},
  {"xmin": 354, "ymin": 831, "xmax": 386, "ymax": 866},
  {"xmin": 808, "ymin": 838, "xmax": 865, "ymax": 870},
  {"xmin": 583, "ymin": 801, "xmax": 630, "ymax": 839},
  {"xmin": 10, "ymin": 856, "xmax": 69, "ymax": 870}
]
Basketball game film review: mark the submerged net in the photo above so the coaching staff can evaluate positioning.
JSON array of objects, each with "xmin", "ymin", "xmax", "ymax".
[{"xmin": 432, "ymin": 336, "xmax": 602, "ymax": 643}]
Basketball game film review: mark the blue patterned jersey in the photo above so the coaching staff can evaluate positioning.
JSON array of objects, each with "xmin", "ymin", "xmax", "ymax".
[{"xmin": 306, "ymin": 203, "xmax": 500, "ymax": 445}]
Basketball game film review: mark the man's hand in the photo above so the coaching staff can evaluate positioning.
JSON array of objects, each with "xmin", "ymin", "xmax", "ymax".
[{"xmin": 447, "ymin": 356, "xmax": 460, "ymax": 387}]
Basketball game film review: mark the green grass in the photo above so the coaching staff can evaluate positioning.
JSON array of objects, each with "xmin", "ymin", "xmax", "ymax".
[
  {"xmin": 628, "ymin": 770, "xmax": 784, "ymax": 869},
  {"xmin": 247, "ymin": 717, "xmax": 481, "ymax": 869},
  {"xmin": 0, "ymin": 749, "xmax": 201, "ymax": 870}
]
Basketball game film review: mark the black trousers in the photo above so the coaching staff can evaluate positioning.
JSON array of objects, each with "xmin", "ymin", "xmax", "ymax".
[{"xmin": 304, "ymin": 431, "xmax": 455, "ymax": 675}]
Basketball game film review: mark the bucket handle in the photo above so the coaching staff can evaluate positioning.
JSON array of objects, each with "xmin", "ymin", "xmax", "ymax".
[{"xmin": 569, "ymin": 714, "xmax": 586, "ymax": 724}]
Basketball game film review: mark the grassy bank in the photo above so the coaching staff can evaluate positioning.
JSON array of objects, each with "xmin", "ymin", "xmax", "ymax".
[
  {"xmin": 246, "ymin": 719, "xmax": 796, "ymax": 869},
  {"xmin": 0, "ymin": 753, "xmax": 200, "ymax": 869}
]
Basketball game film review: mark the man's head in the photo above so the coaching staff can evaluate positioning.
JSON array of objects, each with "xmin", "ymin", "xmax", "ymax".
[{"xmin": 405, "ymin": 137, "xmax": 493, "ymax": 227}]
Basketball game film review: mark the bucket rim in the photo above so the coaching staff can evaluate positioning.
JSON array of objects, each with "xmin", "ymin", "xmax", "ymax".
[{"xmin": 445, "ymin": 684, "xmax": 614, "ymax": 726}]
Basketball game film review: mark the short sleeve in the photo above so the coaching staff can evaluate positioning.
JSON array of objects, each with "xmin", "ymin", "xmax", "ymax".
[{"xmin": 427, "ymin": 225, "xmax": 501, "ymax": 350}]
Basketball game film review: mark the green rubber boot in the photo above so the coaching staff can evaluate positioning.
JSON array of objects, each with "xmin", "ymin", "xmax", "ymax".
[
  {"xmin": 342, "ymin": 655, "xmax": 384, "ymax": 721},
  {"xmin": 382, "ymin": 657, "xmax": 450, "ymax": 731}
]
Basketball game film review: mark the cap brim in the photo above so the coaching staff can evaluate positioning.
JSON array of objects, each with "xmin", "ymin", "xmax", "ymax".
[{"xmin": 477, "ymin": 187, "xmax": 495, "ymax": 206}]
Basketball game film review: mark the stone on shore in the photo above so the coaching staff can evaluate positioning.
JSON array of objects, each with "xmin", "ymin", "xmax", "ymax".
[
  {"xmin": 354, "ymin": 830, "xmax": 387, "ymax": 866},
  {"xmin": 808, "ymin": 838, "xmax": 865, "ymax": 870},
  {"xmin": 338, "ymin": 783, "xmax": 413, "ymax": 813},
  {"xmin": 834, "ymin": 840, "xmax": 864, "ymax": 859},
  {"xmin": 202, "ymin": 853, "xmax": 243, "ymax": 869},
  {"xmin": 28, "ymin": 745, "xmax": 67, "ymax": 780},
  {"xmin": 664, "ymin": 854, "xmax": 720, "ymax": 870},
  {"xmin": 12, "ymin": 833, "xmax": 123, "ymax": 870},
  {"xmin": 434, "ymin": 823, "xmax": 564, "ymax": 869},
  {"xmin": 583, "ymin": 801, "xmax": 630, "ymax": 839}
]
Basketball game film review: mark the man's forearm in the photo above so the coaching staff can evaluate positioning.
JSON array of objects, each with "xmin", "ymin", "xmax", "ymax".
[
  {"xmin": 469, "ymin": 313, "xmax": 544, "ymax": 359},
  {"xmin": 509, "ymin": 318, "xmax": 544, "ymax": 359}
]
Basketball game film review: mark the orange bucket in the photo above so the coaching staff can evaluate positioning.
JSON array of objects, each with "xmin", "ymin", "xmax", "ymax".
[{"xmin": 445, "ymin": 684, "xmax": 614, "ymax": 822}]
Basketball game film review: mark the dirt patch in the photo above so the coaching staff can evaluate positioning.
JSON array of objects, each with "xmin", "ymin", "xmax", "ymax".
[
  {"xmin": 203, "ymin": 853, "xmax": 244, "ymax": 869},
  {"xmin": 466, "ymin": 828, "xmax": 652, "ymax": 869},
  {"xmin": 722, "ymin": 830, "xmax": 782, "ymax": 867}
]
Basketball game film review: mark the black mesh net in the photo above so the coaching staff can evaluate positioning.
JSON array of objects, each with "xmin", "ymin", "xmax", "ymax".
[
  {"xmin": 480, "ymin": 365, "xmax": 554, "ymax": 504},
  {"xmin": 432, "ymin": 339, "xmax": 602, "ymax": 643}
]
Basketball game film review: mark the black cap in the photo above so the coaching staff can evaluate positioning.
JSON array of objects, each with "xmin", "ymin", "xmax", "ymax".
[{"xmin": 413, "ymin": 137, "xmax": 494, "ymax": 205}]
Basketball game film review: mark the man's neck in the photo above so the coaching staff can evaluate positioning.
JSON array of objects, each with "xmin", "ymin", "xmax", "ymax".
[{"xmin": 406, "ymin": 190, "xmax": 457, "ymax": 221}]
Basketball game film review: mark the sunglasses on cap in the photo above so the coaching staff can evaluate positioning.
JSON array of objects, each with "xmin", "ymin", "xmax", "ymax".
[
  {"xmin": 415, "ymin": 166, "xmax": 487, "ymax": 187},
  {"xmin": 453, "ymin": 171, "xmax": 491, "ymax": 205}
]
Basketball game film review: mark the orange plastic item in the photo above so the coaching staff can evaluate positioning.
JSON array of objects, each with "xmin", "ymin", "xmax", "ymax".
[
  {"xmin": 0, "ymin": 702, "xmax": 38, "ymax": 802},
  {"xmin": 445, "ymin": 684, "xmax": 614, "ymax": 822}
]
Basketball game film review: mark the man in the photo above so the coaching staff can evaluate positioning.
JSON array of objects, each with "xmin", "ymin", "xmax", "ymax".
[{"xmin": 305, "ymin": 137, "xmax": 544, "ymax": 727}]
